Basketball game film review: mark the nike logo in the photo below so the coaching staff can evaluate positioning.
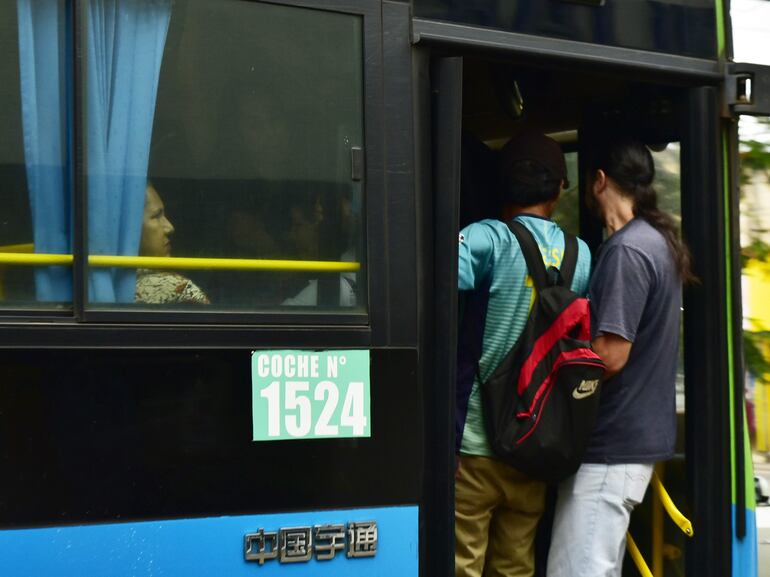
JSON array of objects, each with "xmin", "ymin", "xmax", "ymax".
[{"xmin": 572, "ymin": 379, "xmax": 599, "ymax": 400}]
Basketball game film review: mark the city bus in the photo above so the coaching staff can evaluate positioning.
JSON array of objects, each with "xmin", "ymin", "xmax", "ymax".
[{"xmin": 0, "ymin": 0, "xmax": 767, "ymax": 575}]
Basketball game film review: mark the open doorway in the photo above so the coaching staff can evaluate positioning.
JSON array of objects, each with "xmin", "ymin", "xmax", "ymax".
[{"xmin": 451, "ymin": 55, "xmax": 692, "ymax": 577}]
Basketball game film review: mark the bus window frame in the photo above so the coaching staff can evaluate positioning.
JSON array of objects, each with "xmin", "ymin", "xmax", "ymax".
[
  {"xmin": 412, "ymin": 17, "xmax": 723, "ymax": 82},
  {"xmin": 0, "ymin": 0, "xmax": 422, "ymax": 352},
  {"xmin": 0, "ymin": 0, "xmax": 391, "ymax": 337},
  {"xmin": 79, "ymin": 0, "xmax": 381, "ymax": 327}
]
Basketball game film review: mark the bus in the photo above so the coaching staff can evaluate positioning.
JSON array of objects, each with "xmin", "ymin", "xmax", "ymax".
[{"xmin": 0, "ymin": 0, "xmax": 766, "ymax": 576}]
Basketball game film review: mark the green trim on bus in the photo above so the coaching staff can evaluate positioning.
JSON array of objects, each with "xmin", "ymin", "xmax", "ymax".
[
  {"xmin": 722, "ymin": 133, "xmax": 737, "ymax": 502},
  {"xmin": 722, "ymin": 128, "xmax": 754, "ymax": 511},
  {"xmin": 715, "ymin": 0, "xmax": 726, "ymax": 58}
]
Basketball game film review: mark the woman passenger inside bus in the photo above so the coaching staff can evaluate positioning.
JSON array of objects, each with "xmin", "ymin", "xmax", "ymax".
[{"xmin": 135, "ymin": 182, "xmax": 210, "ymax": 305}]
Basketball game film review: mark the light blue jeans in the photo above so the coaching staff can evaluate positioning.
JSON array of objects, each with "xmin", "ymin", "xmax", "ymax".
[{"xmin": 546, "ymin": 463, "xmax": 654, "ymax": 577}]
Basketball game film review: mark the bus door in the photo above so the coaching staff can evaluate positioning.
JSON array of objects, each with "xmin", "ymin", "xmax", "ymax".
[{"xmin": 427, "ymin": 48, "xmax": 765, "ymax": 576}]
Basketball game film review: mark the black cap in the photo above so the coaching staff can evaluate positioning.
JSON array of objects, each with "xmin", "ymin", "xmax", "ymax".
[{"xmin": 500, "ymin": 129, "xmax": 568, "ymax": 182}]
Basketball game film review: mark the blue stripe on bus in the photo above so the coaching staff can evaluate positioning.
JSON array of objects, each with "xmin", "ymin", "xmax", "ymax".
[
  {"xmin": 0, "ymin": 505, "xmax": 418, "ymax": 576},
  {"xmin": 732, "ymin": 505, "xmax": 758, "ymax": 577}
]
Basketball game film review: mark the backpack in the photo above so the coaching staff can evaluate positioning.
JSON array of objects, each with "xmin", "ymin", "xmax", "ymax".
[{"xmin": 480, "ymin": 221, "xmax": 605, "ymax": 483}]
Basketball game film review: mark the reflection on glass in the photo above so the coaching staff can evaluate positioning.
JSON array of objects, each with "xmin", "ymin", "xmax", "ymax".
[{"xmin": 86, "ymin": 0, "xmax": 366, "ymax": 313}]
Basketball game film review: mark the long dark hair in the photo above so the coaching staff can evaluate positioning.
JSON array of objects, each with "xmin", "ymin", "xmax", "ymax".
[{"xmin": 590, "ymin": 139, "xmax": 696, "ymax": 284}]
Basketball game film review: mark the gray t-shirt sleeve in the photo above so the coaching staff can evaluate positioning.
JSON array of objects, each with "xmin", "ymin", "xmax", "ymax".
[{"xmin": 591, "ymin": 245, "xmax": 654, "ymax": 343}]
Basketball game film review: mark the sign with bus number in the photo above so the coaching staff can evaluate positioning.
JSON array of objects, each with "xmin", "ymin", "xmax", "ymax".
[{"xmin": 251, "ymin": 350, "xmax": 370, "ymax": 441}]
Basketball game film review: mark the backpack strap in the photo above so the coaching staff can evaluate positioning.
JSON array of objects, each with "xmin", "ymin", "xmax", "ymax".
[
  {"xmin": 508, "ymin": 220, "xmax": 548, "ymax": 291},
  {"xmin": 559, "ymin": 232, "xmax": 579, "ymax": 289},
  {"xmin": 507, "ymin": 220, "xmax": 579, "ymax": 290}
]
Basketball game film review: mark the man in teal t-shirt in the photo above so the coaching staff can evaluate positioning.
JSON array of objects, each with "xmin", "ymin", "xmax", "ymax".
[{"xmin": 455, "ymin": 131, "xmax": 591, "ymax": 577}]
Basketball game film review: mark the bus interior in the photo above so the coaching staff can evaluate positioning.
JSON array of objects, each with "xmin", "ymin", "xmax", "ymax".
[{"xmin": 451, "ymin": 54, "xmax": 707, "ymax": 576}]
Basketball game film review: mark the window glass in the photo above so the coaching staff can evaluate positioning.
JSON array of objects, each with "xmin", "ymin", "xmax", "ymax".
[
  {"xmin": 85, "ymin": 0, "xmax": 366, "ymax": 313},
  {"xmin": 653, "ymin": 143, "xmax": 682, "ymax": 220},
  {"xmin": 652, "ymin": 143, "xmax": 685, "ymax": 414},
  {"xmin": 551, "ymin": 150, "xmax": 579, "ymax": 237},
  {"xmin": 0, "ymin": 1, "xmax": 71, "ymax": 309}
]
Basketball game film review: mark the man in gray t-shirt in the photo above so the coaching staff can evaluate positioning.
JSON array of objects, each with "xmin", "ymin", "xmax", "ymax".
[
  {"xmin": 583, "ymin": 218, "xmax": 681, "ymax": 464},
  {"xmin": 547, "ymin": 140, "xmax": 691, "ymax": 577}
]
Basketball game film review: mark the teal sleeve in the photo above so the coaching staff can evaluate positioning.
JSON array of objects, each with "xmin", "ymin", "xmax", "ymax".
[
  {"xmin": 458, "ymin": 223, "xmax": 495, "ymax": 291},
  {"xmin": 571, "ymin": 239, "xmax": 592, "ymax": 297}
]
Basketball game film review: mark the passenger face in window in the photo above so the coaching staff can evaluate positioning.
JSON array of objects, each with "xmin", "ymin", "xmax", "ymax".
[{"xmin": 140, "ymin": 184, "xmax": 175, "ymax": 257}]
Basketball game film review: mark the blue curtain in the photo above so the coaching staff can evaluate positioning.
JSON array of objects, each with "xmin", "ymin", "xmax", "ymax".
[
  {"xmin": 17, "ymin": 0, "xmax": 171, "ymax": 304},
  {"xmin": 16, "ymin": 0, "xmax": 72, "ymax": 302},
  {"xmin": 87, "ymin": 0, "xmax": 171, "ymax": 302}
]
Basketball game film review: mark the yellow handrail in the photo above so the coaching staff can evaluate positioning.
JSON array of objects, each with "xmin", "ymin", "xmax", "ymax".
[
  {"xmin": 627, "ymin": 532, "xmax": 654, "ymax": 577},
  {"xmin": 0, "ymin": 243, "xmax": 33, "ymax": 253},
  {"xmin": 653, "ymin": 465, "xmax": 665, "ymax": 576},
  {"xmin": 627, "ymin": 466, "xmax": 694, "ymax": 577},
  {"xmin": 0, "ymin": 252, "xmax": 360, "ymax": 273},
  {"xmin": 651, "ymin": 470, "xmax": 694, "ymax": 537},
  {"xmin": 0, "ymin": 253, "xmax": 73, "ymax": 266}
]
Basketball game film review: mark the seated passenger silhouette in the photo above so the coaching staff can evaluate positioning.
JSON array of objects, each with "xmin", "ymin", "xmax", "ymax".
[
  {"xmin": 281, "ymin": 191, "xmax": 358, "ymax": 308},
  {"xmin": 135, "ymin": 182, "xmax": 210, "ymax": 305},
  {"xmin": 281, "ymin": 193, "xmax": 324, "ymax": 306}
]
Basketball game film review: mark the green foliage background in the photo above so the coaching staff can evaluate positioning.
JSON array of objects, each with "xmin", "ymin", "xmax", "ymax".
[{"xmin": 740, "ymin": 117, "xmax": 770, "ymax": 381}]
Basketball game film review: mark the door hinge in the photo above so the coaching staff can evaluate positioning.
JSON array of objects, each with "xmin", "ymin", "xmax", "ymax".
[{"xmin": 725, "ymin": 62, "xmax": 770, "ymax": 117}]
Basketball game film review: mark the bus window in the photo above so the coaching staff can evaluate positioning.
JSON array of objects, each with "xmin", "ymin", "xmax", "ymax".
[
  {"xmin": 84, "ymin": 0, "xmax": 366, "ymax": 313},
  {"xmin": 651, "ymin": 143, "xmax": 685, "ymax": 417},
  {"xmin": 550, "ymin": 149, "xmax": 580, "ymax": 238},
  {"xmin": 653, "ymin": 143, "xmax": 682, "ymax": 220},
  {"xmin": 0, "ymin": 1, "xmax": 70, "ymax": 309}
]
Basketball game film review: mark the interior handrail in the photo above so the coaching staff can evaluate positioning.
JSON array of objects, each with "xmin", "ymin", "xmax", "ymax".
[
  {"xmin": 627, "ymin": 532, "xmax": 654, "ymax": 577},
  {"xmin": 627, "ymin": 469, "xmax": 694, "ymax": 577},
  {"xmin": 651, "ymin": 470, "xmax": 694, "ymax": 537},
  {"xmin": 0, "ymin": 252, "xmax": 360, "ymax": 273}
]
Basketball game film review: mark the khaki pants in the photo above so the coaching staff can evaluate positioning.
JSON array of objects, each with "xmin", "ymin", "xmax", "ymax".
[{"xmin": 455, "ymin": 455, "xmax": 546, "ymax": 577}]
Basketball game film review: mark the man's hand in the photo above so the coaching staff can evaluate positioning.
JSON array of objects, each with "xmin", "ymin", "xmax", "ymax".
[{"xmin": 592, "ymin": 333, "xmax": 632, "ymax": 378}]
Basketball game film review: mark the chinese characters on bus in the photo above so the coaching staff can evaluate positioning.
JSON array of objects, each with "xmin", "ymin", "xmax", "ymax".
[{"xmin": 244, "ymin": 521, "xmax": 377, "ymax": 565}]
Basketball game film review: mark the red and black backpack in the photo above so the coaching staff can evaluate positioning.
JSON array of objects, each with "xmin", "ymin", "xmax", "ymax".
[{"xmin": 481, "ymin": 221, "xmax": 606, "ymax": 483}]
